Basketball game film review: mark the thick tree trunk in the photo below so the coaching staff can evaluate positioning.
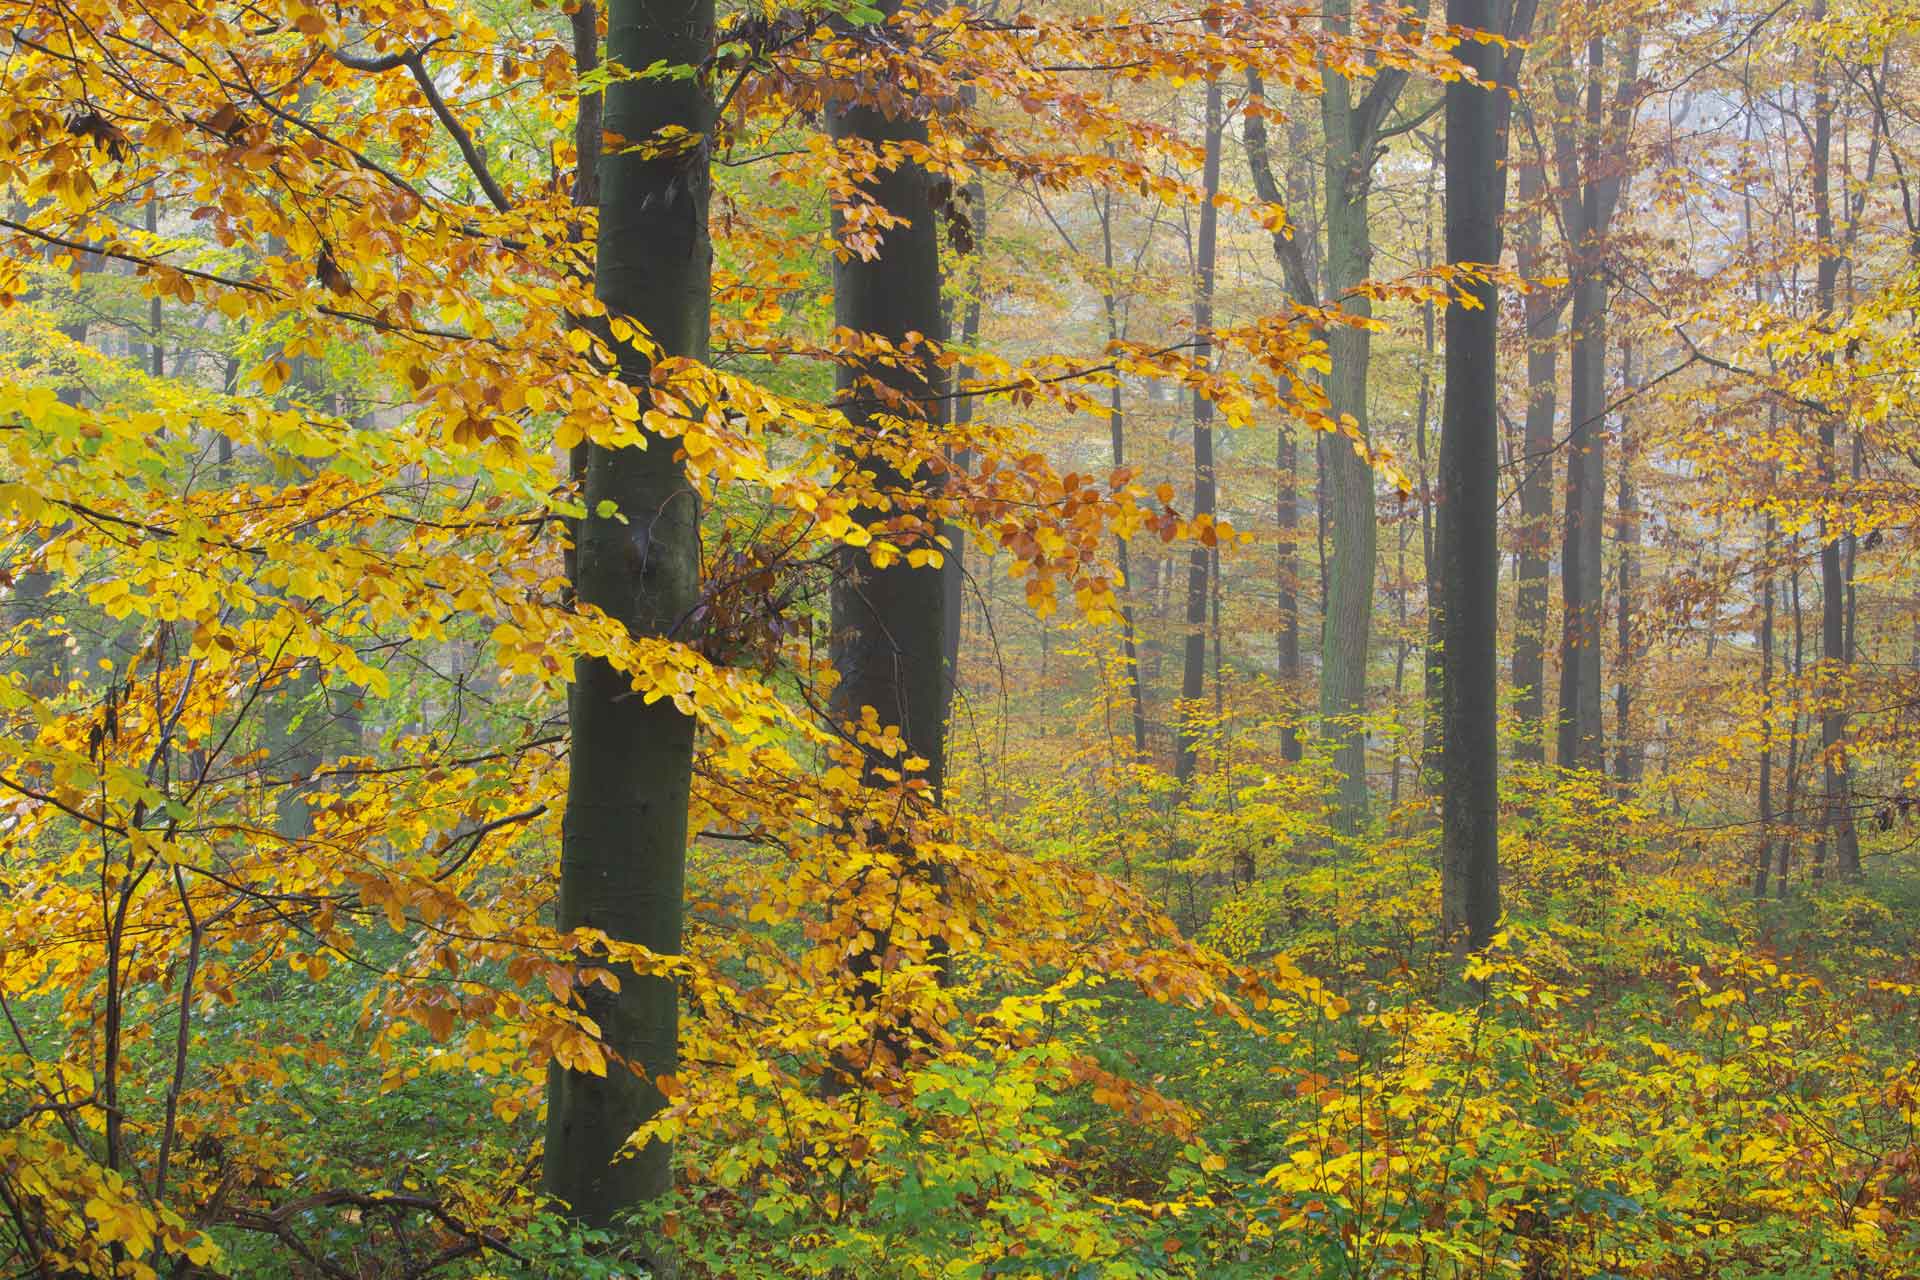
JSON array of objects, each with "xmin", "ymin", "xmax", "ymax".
[
  {"xmin": 1439, "ymin": 0, "xmax": 1509, "ymax": 951},
  {"xmin": 1317, "ymin": 0, "xmax": 1415, "ymax": 830},
  {"xmin": 828, "ymin": 100, "xmax": 947, "ymax": 777},
  {"xmin": 1175, "ymin": 72, "xmax": 1223, "ymax": 787},
  {"xmin": 1318, "ymin": 203, "xmax": 1377, "ymax": 828},
  {"xmin": 543, "ymin": 0, "xmax": 709, "ymax": 1226},
  {"xmin": 823, "ymin": 22, "xmax": 951, "ymax": 1086}
]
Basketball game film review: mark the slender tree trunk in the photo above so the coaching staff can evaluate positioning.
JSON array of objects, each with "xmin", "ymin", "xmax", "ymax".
[
  {"xmin": 1212, "ymin": 541, "xmax": 1225, "ymax": 726},
  {"xmin": 1612, "ymin": 336, "xmax": 1642, "ymax": 788},
  {"xmin": 1109, "ymin": 377, "xmax": 1150, "ymax": 758},
  {"xmin": 560, "ymin": 0, "xmax": 602, "ymax": 602},
  {"xmin": 1756, "ymin": 511, "xmax": 1776, "ymax": 896},
  {"xmin": 1096, "ymin": 194, "xmax": 1149, "ymax": 757},
  {"xmin": 544, "ymin": 0, "xmax": 709, "ymax": 1225},
  {"xmin": 1781, "ymin": 552, "xmax": 1804, "ymax": 894},
  {"xmin": 1553, "ymin": 34, "xmax": 1636, "ymax": 772},
  {"xmin": 1512, "ymin": 162, "xmax": 1559, "ymax": 764},
  {"xmin": 1276, "ymin": 427, "xmax": 1304, "ymax": 762},
  {"xmin": 940, "ymin": 171, "xmax": 985, "ymax": 742},
  {"xmin": 1846, "ymin": 432, "xmax": 1861, "ymax": 665},
  {"xmin": 1415, "ymin": 139, "xmax": 1444, "ymax": 790},
  {"xmin": 1555, "ymin": 240, "xmax": 1606, "ymax": 769},
  {"xmin": 1392, "ymin": 515, "xmax": 1409, "ymax": 809},
  {"xmin": 143, "ymin": 199, "xmax": 162, "ymax": 379},
  {"xmin": 1175, "ymin": 71, "xmax": 1223, "ymax": 787},
  {"xmin": 1809, "ymin": 18, "xmax": 1861, "ymax": 875},
  {"xmin": 1243, "ymin": 74, "xmax": 1313, "ymax": 763},
  {"xmin": 1438, "ymin": 0, "xmax": 1510, "ymax": 951}
]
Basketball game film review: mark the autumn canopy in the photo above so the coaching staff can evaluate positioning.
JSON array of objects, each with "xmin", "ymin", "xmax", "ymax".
[{"xmin": 0, "ymin": 0, "xmax": 1916, "ymax": 1275}]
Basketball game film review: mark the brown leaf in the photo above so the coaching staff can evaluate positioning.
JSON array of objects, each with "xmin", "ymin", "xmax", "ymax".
[{"xmin": 315, "ymin": 247, "xmax": 352, "ymax": 298}]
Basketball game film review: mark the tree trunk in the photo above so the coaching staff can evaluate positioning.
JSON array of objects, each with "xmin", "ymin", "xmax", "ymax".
[
  {"xmin": 543, "ymin": 0, "xmax": 709, "ymax": 1226},
  {"xmin": 1756, "ymin": 511, "xmax": 1776, "ymax": 896},
  {"xmin": 1512, "ymin": 161, "xmax": 1559, "ymax": 765},
  {"xmin": 1809, "ymin": 24, "xmax": 1861, "ymax": 875},
  {"xmin": 940, "ymin": 171, "xmax": 985, "ymax": 743},
  {"xmin": 824, "ymin": 19, "xmax": 952, "ymax": 1087},
  {"xmin": 1414, "ymin": 134, "xmax": 1444, "ymax": 791},
  {"xmin": 1392, "ymin": 513, "xmax": 1410, "ymax": 808},
  {"xmin": 1095, "ymin": 192, "xmax": 1150, "ymax": 758},
  {"xmin": 1612, "ymin": 336, "xmax": 1641, "ymax": 788},
  {"xmin": 1276, "ymin": 427, "xmax": 1304, "ymax": 762},
  {"xmin": 1781, "ymin": 552, "xmax": 1804, "ymax": 895},
  {"xmin": 1319, "ymin": 193, "xmax": 1379, "ymax": 828},
  {"xmin": 1317, "ymin": 0, "xmax": 1421, "ymax": 829},
  {"xmin": 1438, "ymin": 0, "xmax": 1511, "ymax": 951},
  {"xmin": 1175, "ymin": 71, "xmax": 1223, "ymax": 787},
  {"xmin": 1552, "ymin": 33, "xmax": 1636, "ymax": 773},
  {"xmin": 1243, "ymin": 73, "xmax": 1314, "ymax": 763}
]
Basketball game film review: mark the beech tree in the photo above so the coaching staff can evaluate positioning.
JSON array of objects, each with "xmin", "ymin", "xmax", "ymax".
[
  {"xmin": 1440, "ymin": 0, "xmax": 1532, "ymax": 948},
  {"xmin": 1511, "ymin": 158, "xmax": 1562, "ymax": 765},
  {"xmin": 543, "ymin": 0, "xmax": 710, "ymax": 1227},
  {"xmin": 1552, "ymin": 27, "xmax": 1638, "ymax": 772},
  {"xmin": 1316, "ymin": 0, "xmax": 1428, "ymax": 830},
  {"xmin": 1175, "ymin": 70, "xmax": 1224, "ymax": 786}
]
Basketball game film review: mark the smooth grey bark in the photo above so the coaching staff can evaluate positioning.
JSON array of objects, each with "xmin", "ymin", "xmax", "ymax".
[
  {"xmin": 1414, "ymin": 139, "xmax": 1442, "ymax": 790},
  {"xmin": 1316, "ymin": 0, "xmax": 1425, "ymax": 830},
  {"xmin": 1274, "ymin": 426, "xmax": 1305, "ymax": 764},
  {"xmin": 1094, "ymin": 186, "xmax": 1149, "ymax": 757},
  {"xmin": 1780, "ymin": 551, "xmax": 1804, "ymax": 894},
  {"xmin": 941, "ymin": 171, "xmax": 985, "ymax": 742},
  {"xmin": 1438, "ymin": 0, "xmax": 1524, "ymax": 951},
  {"xmin": 1756, "ymin": 511, "xmax": 1777, "ymax": 896},
  {"xmin": 140, "ymin": 199, "xmax": 162, "ymax": 379},
  {"xmin": 827, "ymin": 98, "xmax": 948, "ymax": 787},
  {"xmin": 1511, "ymin": 160, "xmax": 1561, "ymax": 765},
  {"xmin": 1808, "ymin": 23, "xmax": 1861, "ymax": 876},
  {"xmin": 1175, "ymin": 71, "xmax": 1223, "ymax": 787},
  {"xmin": 544, "ymin": 0, "xmax": 709, "ymax": 1227},
  {"xmin": 1243, "ymin": 75, "xmax": 1316, "ymax": 763},
  {"xmin": 823, "ymin": 20, "xmax": 951, "ymax": 1083},
  {"xmin": 1552, "ymin": 33, "xmax": 1636, "ymax": 772},
  {"xmin": 1612, "ymin": 336, "xmax": 1642, "ymax": 788},
  {"xmin": 1391, "ymin": 509, "xmax": 1411, "ymax": 808}
]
